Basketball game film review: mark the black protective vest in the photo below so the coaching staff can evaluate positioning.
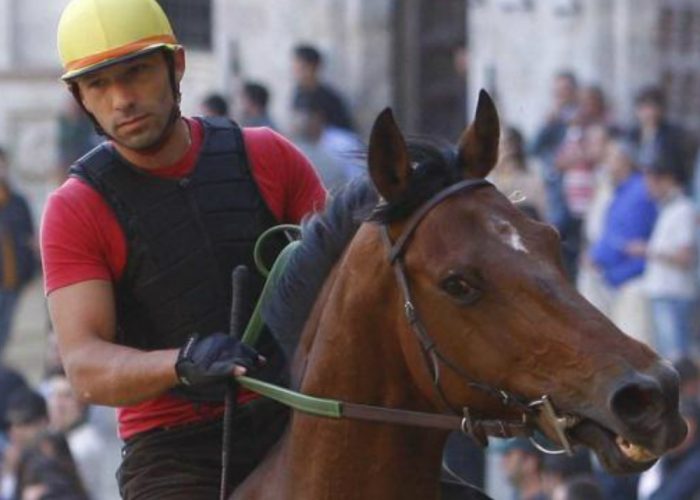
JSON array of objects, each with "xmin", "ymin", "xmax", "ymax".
[{"xmin": 69, "ymin": 118, "xmax": 286, "ymax": 387}]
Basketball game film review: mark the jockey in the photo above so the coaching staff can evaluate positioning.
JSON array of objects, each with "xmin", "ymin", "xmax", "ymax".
[{"xmin": 43, "ymin": 0, "xmax": 326, "ymax": 497}]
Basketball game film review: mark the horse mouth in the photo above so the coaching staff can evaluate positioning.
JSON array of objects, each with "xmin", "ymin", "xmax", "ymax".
[
  {"xmin": 615, "ymin": 436, "xmax": 658, "ymax": 462},
  {"xmin": 568, "ymin": 418, "xmax": 658, "ymax": 473}
]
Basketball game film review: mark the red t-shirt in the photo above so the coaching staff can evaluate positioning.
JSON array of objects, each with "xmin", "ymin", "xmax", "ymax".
[{"xmin": 41, "ymin": 118, "xmax": 326, "ymax": 439}]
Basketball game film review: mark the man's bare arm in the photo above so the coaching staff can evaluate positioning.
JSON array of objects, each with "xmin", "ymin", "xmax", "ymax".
[{"xmin": 48, "ymin": 280, "xmax": 179, "ymax": 406}]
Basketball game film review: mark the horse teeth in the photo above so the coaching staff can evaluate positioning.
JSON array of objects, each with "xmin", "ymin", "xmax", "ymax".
[{"xmin": 615, "ymin": 436, "xmax": 657, "ymax": 462}]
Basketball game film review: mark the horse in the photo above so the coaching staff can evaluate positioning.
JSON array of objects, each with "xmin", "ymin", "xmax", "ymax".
[{"xmin": 232, "ymin": 91, "xmax": 687, "ymax": 499}]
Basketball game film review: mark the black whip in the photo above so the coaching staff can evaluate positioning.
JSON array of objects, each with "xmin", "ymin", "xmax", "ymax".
[{"xmin": 220, "ymin": 265, "xmax": 249, "ymax": 500}]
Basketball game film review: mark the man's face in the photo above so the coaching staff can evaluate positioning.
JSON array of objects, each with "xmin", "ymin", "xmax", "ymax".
[
  {"xmin": 644, "ymin": 172, "xmax": 674, "ymax": 200},
  {"xmin": 9, "ymin": 419, "xmax": 47, "ymax": 448},
  {"xmin": 292, "ymin": 57, "xmax": 317, "ymax": 87},
  {"xmin": 47, "ymin": 376, "xmax": 84, "ymax": 432},
  {"xmin": 240, "ymin": 93, "xmax": 255, "ymax": 118},
  {"xmin": 553, "ymin": 76, "xmax": 576, "ymax": 107},
  {"xmin": 0, "ymin": 155, "xmax": 8, "ymax": 183},
  {"xmin": 502, "ymin": 449, "xmax": 527, "ymax": 486},
  {"xmin": 636, "ymin": 101, "xmax": 663, "ymax": 128},
  {"xmin": 583, "ymin": 125, "xmax": 609, "ymax": 164},
  {"xmin": 605, "ymin": 144, "xmax": 633, "ymax": 184},
  {"xmin": 75, "ymin": 51, "xmax": 182, "ymax": 151}
]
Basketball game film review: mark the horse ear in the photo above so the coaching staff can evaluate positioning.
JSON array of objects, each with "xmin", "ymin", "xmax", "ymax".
[
  {"xmin": 457, "ymin": 90, "xmax": 501, "ymax": 179},
  {"xmin": 368, "ymin": 108, "xmax": 412, "ymax": 203}
]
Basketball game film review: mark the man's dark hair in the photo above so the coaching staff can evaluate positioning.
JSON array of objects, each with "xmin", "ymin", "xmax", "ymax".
[
  {"xmin": 0, "ymin": 365, "xmax": 28, "ymax": 432},
  {"xmin": 646, "ymin": 151, "xmax": 687, "ymax": 185},
  {"xmin": 635, "ymin": 85, "xmax": 666, "ymax": 108},
  {"xmin": 561, "ymin": 475, "xmax": 603, "ymax": 500},
  {"xmin": 542, "ymin": 449, "xmax": 592, "ymax": 479},
  {"xmin": 504, "ymin": 126, "xmax": 527, "ymax": 168},
  {"xmin": 673, "ymin": 356, "xmax": 700, "ymax": 385},
  {"xmin": 555, "ymin": 70, "xmax": 578, "ymax": 88},
  {"xmin": 201, "ymin": 93, "xmax": 229, "ymax": 117},
  {"xmin": 500, "ymin": 437, "xmax": 543, "ymax": 469},
  {"xmin": 6, "ymin": 388, "xmax": 47, "ymax": 426},
  {"xmin": 243, "ymin": 82, "xmax": 270, "ymax": 110},
  {"xmin": 294, "ymin": 45, "xmax": 322, "ymax": 67}
]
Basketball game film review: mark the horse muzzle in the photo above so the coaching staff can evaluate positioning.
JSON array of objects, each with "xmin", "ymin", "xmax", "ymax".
[{"xmin": 533, "ymin": 361, "xmax": 688, "ymax": 474}]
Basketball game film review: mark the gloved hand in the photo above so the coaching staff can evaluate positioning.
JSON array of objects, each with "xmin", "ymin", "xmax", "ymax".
[{"xmin": 175, "ymin": 333, "xmax": 263, "ymax": 387}]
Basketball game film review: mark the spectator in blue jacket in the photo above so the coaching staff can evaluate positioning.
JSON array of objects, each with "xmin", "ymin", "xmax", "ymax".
[
  {"xmin": 0, "ymin": 147, "xmax": 36, "ymax": 356},
  {"xmin": 590, "ymin": 146, "xmax": 657, "ymax": 285},
  {"xmin": 587, "ymin": 140, "xmax": 656, "ymax": 344}
]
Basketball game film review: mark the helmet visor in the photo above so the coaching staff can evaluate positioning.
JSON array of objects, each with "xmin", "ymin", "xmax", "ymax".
[{"xmin": 62, "ymin": 39, "xmax": 179, "ymax": 81}]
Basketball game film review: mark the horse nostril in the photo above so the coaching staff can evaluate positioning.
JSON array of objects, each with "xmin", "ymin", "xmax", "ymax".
[{"xmin": 609, "ymin": 379, "xmax": 665, "ymax": 429}]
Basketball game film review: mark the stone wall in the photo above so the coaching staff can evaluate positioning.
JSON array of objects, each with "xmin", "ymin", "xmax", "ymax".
[
  {"xmin": 0, "ymin": 0, "xmax": 672, "ymax": 220},
  {"xmin": 212, "ymin": 0, "xmax": 393, "ymax": 138},
  {"xmin": 0, "ymin": 0, "xmax": 217, "ymax": 224},
  {"xmin": 0, "ymin": 73, "xmax": 65, "ymax": 222},
  {"xmin": 468, "ymin": 0, "xmax": 661, "ymax": 139},
  {"xmin": 15, "ymin": 0, "xmax": 72, "ymax": 70}
]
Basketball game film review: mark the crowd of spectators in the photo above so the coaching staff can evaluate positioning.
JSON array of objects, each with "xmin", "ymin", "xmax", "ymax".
[{"xmin": 488, "ymin": 70, "xmax": 700, "ymax": 500}]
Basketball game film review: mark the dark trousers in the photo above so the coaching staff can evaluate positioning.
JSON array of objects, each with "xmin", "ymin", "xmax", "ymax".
[{"xmin": 117, "ymin": 399, "xmax": 288, "ymax": 500}]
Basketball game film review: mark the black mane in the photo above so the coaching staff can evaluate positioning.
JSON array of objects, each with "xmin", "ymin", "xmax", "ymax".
[{"xmin": 261, "ymin": 140, "xmax": 463, "ymax": 355}]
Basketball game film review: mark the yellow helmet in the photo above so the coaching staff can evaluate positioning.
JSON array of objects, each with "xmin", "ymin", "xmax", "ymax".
[{"xmin": 57, "ymin": 0, "xmax": 180, "ymax": 81}]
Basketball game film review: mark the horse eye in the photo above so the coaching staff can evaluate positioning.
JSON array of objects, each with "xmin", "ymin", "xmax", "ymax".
[{"xmin": 441, "ymin": 275, "xmax": 481, "ymax": 305}]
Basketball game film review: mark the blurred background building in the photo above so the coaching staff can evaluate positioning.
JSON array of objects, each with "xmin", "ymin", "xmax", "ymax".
[
  {"xmin": 0, "ymin": 2, "xmax": 700, "ymax": 497},
  {"xmin": 0, "ymin": 0, "xmax": 697, "ymax": 225},
  {"xmin": 0, "ymin": 0, "xmax": 695, "ymax": 409}
]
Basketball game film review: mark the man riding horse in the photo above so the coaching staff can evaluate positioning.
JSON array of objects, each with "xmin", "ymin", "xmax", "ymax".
[{"xmin": 42, "ymin": 0, "xmax": 326, "ymax": 497}]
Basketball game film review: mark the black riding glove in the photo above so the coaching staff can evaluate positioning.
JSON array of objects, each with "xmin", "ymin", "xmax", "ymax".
[{"xmin": 175, "ymin": 333, "xmax": 262, "ymax": 387}]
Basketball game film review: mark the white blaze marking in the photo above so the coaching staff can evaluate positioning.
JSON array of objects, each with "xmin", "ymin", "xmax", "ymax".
[{"xmin": 490, "ymin": 216, "xmax": 529, "ymax": 253}]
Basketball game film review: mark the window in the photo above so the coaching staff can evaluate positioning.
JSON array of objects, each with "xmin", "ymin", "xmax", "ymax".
[
  {"xmin": 158, "ymin": 0, "xmax": 212, "ymax": 50},
  {"xmin": 657, "ymin": 0, "xmax": 700, "ymax": 138}
]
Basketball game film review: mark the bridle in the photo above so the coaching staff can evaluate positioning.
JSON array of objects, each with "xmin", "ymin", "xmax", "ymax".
[
  {"xmin": 381, "ymin": 178, "xmax": 579, "ymax": 454},
  {"xmin": 238, "ymin": 178, "xmax": 579, "ymax": 454}
]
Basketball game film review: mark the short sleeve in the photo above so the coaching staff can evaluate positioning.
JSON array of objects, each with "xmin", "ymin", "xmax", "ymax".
[{"xmin": 41, "ymin": 180, "xmax": 125, "ymax": 294}]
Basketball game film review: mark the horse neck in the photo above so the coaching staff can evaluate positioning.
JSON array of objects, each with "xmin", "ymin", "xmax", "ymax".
[
  {"xmin": 296, "ymin": 225, "xmax": 432, "ymax": 405},
  {"xmin": 284, "ymin": 225, "xmax": 448, "ymax": 497}
]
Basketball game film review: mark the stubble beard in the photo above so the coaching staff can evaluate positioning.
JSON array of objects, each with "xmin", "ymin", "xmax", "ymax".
[{"xmin": 110, "ymin": 113, "xmax": 169, "ymax": 151}]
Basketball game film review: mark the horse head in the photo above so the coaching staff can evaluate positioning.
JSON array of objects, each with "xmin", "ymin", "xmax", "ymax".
[
  {"xmin": 367, "ymin": 90, "xmax": 686, "ymax": 474},
  {"xmin": 237, "ymin": 91, "xmax": 689, "ymax": 500}
]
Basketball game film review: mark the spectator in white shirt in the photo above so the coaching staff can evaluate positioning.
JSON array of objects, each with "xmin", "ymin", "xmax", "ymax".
[{"xmin": 628, "ymin": 160, "xmax": 697, "ymax": 359}]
